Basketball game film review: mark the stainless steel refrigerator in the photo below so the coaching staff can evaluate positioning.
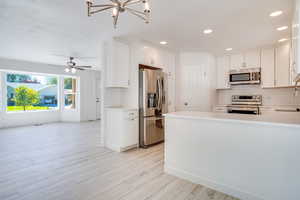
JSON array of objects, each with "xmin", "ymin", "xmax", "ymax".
[{"xmin": 139, "ymin": 68, "xmax": 167, "ymax": 148}]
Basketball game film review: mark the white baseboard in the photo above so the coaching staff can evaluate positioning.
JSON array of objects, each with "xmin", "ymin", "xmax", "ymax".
[{"xmin": 164, "ymin": 165, "xmax": 264, "ymax": 200}]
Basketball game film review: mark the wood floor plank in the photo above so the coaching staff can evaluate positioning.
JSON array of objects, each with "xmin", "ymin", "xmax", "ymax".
[{"xmin": 0, "ymin": 121, "xmax": 239, "ymax": 200}]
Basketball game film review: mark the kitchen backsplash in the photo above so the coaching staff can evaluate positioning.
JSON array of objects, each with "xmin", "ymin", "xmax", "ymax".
[{"xmin": 217, "ymin": 85, "xmax": 300, "ymax": 106}]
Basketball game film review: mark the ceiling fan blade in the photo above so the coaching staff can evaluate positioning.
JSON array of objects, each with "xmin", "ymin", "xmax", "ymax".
[
  {"xmin": 76, "ymin": 66, "xmax": 92, "ymax": 68},
  {"xmin": 74, "ymin": 67, "xmax": 86, "ymax": 71}
]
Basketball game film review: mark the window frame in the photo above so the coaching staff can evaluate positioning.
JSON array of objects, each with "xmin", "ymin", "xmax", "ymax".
[
  {"xmin": 63, "ymin": 76, "xmax": 80, "ymax": 111},
  {"xmin": 3, "ymin": 70, "xmax": 60, "ymax": 114}
]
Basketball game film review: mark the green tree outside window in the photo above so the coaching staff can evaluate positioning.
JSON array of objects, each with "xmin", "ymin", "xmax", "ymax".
[{"xmin": 13, "ymin": 86, "xmax": 40, "ymax": 111}]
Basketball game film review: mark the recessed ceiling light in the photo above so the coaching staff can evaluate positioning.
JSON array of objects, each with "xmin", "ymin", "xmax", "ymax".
[
  {"xmin": 277, "ymin": 26, "xmax": 288, "ymax": 31},
  {"xmin": 226, "ymin": 48, "xmax": 233, "ymax": 51},
  {"xmin": 160, "ymin": 41, "xmax": 167, "ymax": 45},
  {"xmin": 278, "ymin": 38, "xmax": 288, "ymax": 43},
  {"xmin": 203, "ymin": 29, "xmax": 213, "ymax": 34},
  {"xmin": 270, "ymin": 10, "xmax": 283, "ymax": 17}
]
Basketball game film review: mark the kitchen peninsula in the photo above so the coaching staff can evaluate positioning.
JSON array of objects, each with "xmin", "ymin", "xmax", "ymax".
[{"xmin": 164, "ymin": 112, "xmax": 300, "ymax": 200}]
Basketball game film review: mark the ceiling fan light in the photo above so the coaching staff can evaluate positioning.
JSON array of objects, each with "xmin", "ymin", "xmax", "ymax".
[
  {"xmin": 71, "ymin": 68, "xmax": 77, "ymax": 74},
  {"xmin": 65, "ymin": 68, "xmax": 70, "ymax": 73},
  {"xmin": 112, "ymin": 7, "xmax": 118, "ymax": 17}
]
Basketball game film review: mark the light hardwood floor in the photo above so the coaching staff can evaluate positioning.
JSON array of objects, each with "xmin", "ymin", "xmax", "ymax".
[{"xmin": 0, "ymin": 121, "xmax": 239, "ymax": 200}]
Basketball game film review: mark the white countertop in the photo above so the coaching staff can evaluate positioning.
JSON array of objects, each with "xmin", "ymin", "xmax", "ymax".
[{"xmin": 164, "ymin": 111, "xmax": 300, "ymax": 128}]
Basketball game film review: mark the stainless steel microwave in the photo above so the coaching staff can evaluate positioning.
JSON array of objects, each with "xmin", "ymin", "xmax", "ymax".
[{"xmin": 229, "ymin": 68, "xmax": 261, "ymax": 85}]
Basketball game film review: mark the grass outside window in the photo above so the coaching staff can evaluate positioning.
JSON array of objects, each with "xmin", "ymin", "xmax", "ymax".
[{"xmin": 7, "ymin": 106, "xmax": 50, "ymax": 112}]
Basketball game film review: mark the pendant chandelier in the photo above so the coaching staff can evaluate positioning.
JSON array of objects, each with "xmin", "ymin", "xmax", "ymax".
[{"xmin": 86, "ymin": 0, "xmax": 151, "ymax": 28}]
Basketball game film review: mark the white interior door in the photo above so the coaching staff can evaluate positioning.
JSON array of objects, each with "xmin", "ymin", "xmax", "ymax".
[
  {"xmin": 177, "ymin": 65, "xmax": 205, "ymax": 111},
  {"xmin": 96, "ymin": 79, "xmax": 101, "ymax": 120}
]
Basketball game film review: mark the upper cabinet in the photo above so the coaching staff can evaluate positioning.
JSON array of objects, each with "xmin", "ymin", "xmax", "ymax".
[
  {"xmin": 217, "ymin": 45, "xmax": 292, "ymax": 89},
  {"xmin": 261, "ymin": 42, "xmax": 292, "ymax": 88},
  {"xmin": 261, "ymin": 48, "xmax": 275, "ymax": 88},
  {"xmin": 216, "ymin": 56, "xmax": 230, "ymax": 89},
  {"xmin": 230, "ymin": 54, "xmax": 244, "ymax": 70},
  {"xmin": 292, "ymin": 0, "xmax": 300, "ymax": 81},
  {"xmin": 230, "ymin": 50, "xmax": 261, "ymax": 70},
  {"xmin": 244, "ymin": 50, "xmax": 261, "ymax": 68},
  {"xmin": 275, "ymin": 42, "xmax": 291, "ymax": 87},
  {"xmin": 105, "ymin": 39, "xmax": 130, "ymax": 88}
]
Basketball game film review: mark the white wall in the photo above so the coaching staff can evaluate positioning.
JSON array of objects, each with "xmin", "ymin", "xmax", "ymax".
[
  {"xmin": 217, "ymin": 85, "xmax": 300, "ymax": 106},
  {"xmin": 0, "ymin": 57, "xmax": 101, "ymax": 128},
  {"xmin": 176, "ymin": 52, "xmax": 216, "ymax": 111}
]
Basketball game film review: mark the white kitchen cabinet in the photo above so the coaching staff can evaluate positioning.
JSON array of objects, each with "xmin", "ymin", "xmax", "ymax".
[
  {"xmin": 216, "ymin": 56, "xmax": 230, "ymax": 89},
  {"xmin": 244, "ymin": 49, "xmax": 261, "ymax": 68},
  {"xmin": 275, "ymin": 42, "xmax": 291, "ymax": 87},
  {"xmin": 230, "ymin": 54, "xmax": 244, "ymax": 70},
  {"xmin": 105, "ymin": 39, "xmax": 130, "ymax": 88},
  {"xmin": 230, "ymin": 50, "xmax": 260, "ymax": 70},
  {"xmin": 105, "ymin": 108, "xmax": 139, "ymax": 152},
  {"xmin": 292, "ymin": 0, "xmax": 300, "ymax": 81},
  {"xmin": 261, "ymin": 48, "xmax": 275, "ymax": 88}
]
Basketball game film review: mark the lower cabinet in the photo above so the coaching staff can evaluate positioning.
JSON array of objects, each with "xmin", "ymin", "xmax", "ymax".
[{"xmin": 105, "ymin": 108, "xmax": 139, "ymax": 152}]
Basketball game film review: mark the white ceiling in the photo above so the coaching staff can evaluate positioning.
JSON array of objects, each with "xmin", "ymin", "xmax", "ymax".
[{"xmin": 0, "ymin": 0, "xmax": 294, "ymax": 68}]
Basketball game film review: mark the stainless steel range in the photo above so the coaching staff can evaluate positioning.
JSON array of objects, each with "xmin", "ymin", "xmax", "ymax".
[{"xmin": 227, "ymin": 95, "xmax": 262, "ymax": 115}]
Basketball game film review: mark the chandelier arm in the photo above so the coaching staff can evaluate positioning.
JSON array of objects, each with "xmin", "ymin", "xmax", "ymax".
[
  {"xmin": 126, "ymin": 9, "xmax": 147, "ymax": 21},
  {"xmin": 123, "ymin": 0, "xmax": 132, "ymax": 5},
  {"xmin": 109, "ymin": 0, "xmax": 119, "ymax": 4},
  {"xmin": 126, "ymin": 7, "xmax": 147, "ymax": 16},
  {"xmin": 90, "ymin": 4, "xmax": 115, "ymax": 8},
  {"xmin": 124, "ymin": 0, "xmax": 144, "ymax": 6},
  {"xmin": 113, "ymin": 9, "xmax": 120, "ymax": 28},
  {"xmin": 90, "ymin": 6, "xmax": 115, "ymax": 15}
]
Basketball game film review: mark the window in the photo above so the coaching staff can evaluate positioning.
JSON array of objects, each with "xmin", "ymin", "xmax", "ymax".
[
  {"xmin": 6, "ymin": 73, "xmax": 58, "ymax": 112},
  {"xmin": 64, "ymin": 77, "xmax": 78, "ymax": 109}
]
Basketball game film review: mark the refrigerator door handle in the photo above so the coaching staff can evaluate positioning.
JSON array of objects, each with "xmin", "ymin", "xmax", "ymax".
[
  {"xmin": 158, "ymin": 78, "xmax": 163, "ymax": 110},
  {"xmin": 157, "ymin": 79, "xmax": 161, "ymax": 110}
]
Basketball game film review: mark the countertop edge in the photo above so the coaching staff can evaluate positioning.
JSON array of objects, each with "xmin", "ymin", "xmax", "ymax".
[{"xmin": 164, "ymin": 113, "xmax": 300, "ymax": 128}]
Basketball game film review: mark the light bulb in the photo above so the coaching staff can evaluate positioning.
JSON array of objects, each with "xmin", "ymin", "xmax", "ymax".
[
  {"xmin": 112, "ymin": 7, "xmax": 118, "ymax": 17},
  {"xmin": 65, "ymin": 68, "xmax": 70, "ymax": 73},
  {"xmin": 71, "ymin": 68, "xmax": 77, "ymax": 74},
  {"xmin": 144, "ymin": 1, "xmax": 150, "ymax": 13}
]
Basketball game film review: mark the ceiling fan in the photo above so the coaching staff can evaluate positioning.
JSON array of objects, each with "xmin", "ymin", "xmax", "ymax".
[{"xmin": 65, "ymin": 57, "xmax": 92, "ymax": 73}]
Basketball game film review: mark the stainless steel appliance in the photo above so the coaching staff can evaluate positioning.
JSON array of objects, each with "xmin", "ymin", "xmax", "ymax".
[
  {"xmin": 229, "ymin": 68, "xmax": 261, "ymax": 85},
  {"xmin": 139, "ymin": 68, "xmax": 167, "ymax": 148},
  {"xmin": 228, "ymin": 95, "xmax": 262, "ymax": 115}
]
